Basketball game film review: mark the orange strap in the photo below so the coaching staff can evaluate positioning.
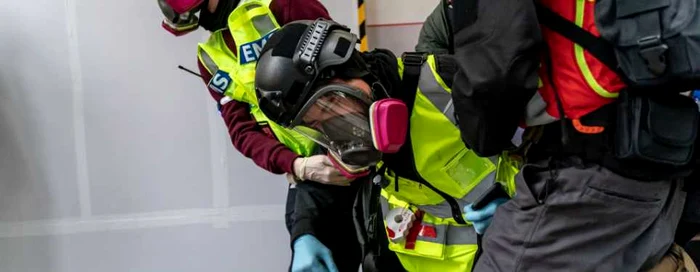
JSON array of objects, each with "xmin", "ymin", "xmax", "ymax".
[{"xmin": 572, "ymin": 119, "xmax": 605, "ymax": 134}]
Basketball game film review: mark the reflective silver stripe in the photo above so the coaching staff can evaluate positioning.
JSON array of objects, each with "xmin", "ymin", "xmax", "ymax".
[
  {"xmin": 244, "ymin": 3, "xmax": 277, "ymax": 36},
  {"xmin": 442, "ymin": 98, "xmax": 456, "ymax": 124},
  {"xmin": 252, "ymin": 14, "xmax": 277, "ymax": 36},
  {"xmin": 488, "ymin": 155, "xmax": 499, "ymax": 165},
  {"xmin": 525, "ymin": 91, "xmax": 558, "ymax": 126},
  {"xmin": 379, "ymin": 199, "xmax": 478, "ymax": 246},
  {"xmin": 445, "ymin": 224, "xmax": 477, "ymax": 245},
  {"xmin": 199, "ymin": 49, "xmax": 219, "ymax": 74},
  {"xmin": 418, "ymin": 62, "xmax": 455, "ymax": 124}
]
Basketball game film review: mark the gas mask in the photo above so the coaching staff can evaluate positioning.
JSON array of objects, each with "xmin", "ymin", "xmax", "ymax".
[
  {"xmin": 158, "ymin": 0, "xmax": 240, "ymax": 36},
  {"xmin": 290, "ymin": 83, "xmax": 409, "ymax": 178}
]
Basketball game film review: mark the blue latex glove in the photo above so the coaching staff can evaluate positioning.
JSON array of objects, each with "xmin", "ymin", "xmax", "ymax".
[
  {"xmin": 291, "ymin": 234, "xmax": 338, "ymax": 272},
  {"xmin": 464, "ymin": 198, "xmax": 509, "ymax": 235}
]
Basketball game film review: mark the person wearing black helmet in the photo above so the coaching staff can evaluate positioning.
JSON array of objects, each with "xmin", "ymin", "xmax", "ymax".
[{"xmin": 255, "ymin": 18, "xmax": 520, "ymax": 272}]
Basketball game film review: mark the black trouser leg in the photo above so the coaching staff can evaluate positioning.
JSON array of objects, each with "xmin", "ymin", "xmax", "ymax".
[
  {"xmin": 285, "ymin": 186, "xmax": 296, "ymax": 236},
  {"xmin": 290, "ymin": 181, "xmax": 363, "ymax": 272}
]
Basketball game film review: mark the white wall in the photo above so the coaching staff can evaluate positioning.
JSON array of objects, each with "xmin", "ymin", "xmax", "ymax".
[
  {"xmin": 0, "ymin": 0, "xmax": 356, "ymax": 271},
  {"xmin": 365, "ymin": 0, "xmax": 440, "ymax": 53},
  {"xmin": 331, "ymin": 0, "xmax": 360, "ymax": 38}
]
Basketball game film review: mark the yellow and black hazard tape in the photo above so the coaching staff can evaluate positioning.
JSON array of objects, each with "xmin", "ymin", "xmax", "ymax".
[{"xmin": 357, "ymin": 0, "xmax": 368, "ymax": 52}]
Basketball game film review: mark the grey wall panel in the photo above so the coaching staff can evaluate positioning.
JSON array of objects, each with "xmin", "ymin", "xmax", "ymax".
[
  {"xmin": 367, "ymin": 25, "xmax": 423, "ymax": 55},
  {"xmin": 227, "ymin": 150, "xmax": 289, "ymax": 206},
  {"xmin": 0, "ymin": 222, "xmax": 290, "ymax": 272},
  {"xmin": 0, "ymin": 235, "xmax": 58, "ymax": 272},
  {"xmin": 76, "ymin": 0, "xmax": 214, "ymax": 215},
  {"xmin": 0, "ymin": 0, "xmax": 80, "ymax": 221}
]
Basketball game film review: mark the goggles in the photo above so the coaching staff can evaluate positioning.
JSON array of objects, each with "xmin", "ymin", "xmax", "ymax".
[{"xmin": 158, "ymin": 0, "xmax": 204, "ymax": 36}]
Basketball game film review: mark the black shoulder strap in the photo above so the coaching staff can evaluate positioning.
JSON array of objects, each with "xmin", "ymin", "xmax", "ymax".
[
  {"xmin": 397, "ymin": 52, "xmax": 426, "ymax": 110},
  {"xmin": 535, "ymin": 3, "xmax": 619, "ymax": 72}
]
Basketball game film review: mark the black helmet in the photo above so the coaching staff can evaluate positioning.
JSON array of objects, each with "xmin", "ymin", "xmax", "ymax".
[{"xmin": 255, "ymin": 19, "xmax": 370, "ymax": 127}]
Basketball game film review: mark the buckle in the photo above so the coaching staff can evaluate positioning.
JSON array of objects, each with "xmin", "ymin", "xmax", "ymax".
[
  {"xmin": 401, "ymin": 52, "xmax": 428, "ymax": 67},
  {"xmin": 638, "ymin": 35, "xmax": 668, "ymax": 75}
]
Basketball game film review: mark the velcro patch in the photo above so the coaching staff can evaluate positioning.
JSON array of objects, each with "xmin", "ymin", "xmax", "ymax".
[{"xmin": 208, "ymin": 70, "xmax": 232, "ymax": 94}]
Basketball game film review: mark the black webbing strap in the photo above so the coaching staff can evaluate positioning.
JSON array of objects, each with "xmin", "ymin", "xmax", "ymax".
[
  {"xmin": 397, "ymin": 52, "xmax": 425, "ymax": 114},
  {"xmin": 354, "ymin": 168, "xmax": 381, "ymax": 271},
  {"xmin": 535, "ymin": 3, "xmax": 619, "ymax": 73}
]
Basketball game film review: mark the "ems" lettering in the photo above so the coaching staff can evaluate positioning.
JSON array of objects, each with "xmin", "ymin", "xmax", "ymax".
[{"xmin": 239, "ymin": 31, "xmax": 276, "ymax": 65}]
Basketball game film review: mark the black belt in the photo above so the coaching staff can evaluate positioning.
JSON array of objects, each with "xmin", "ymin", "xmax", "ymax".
[{"xmin": 529, "ymin": 112, "xmax": 693, "ymax": 181}]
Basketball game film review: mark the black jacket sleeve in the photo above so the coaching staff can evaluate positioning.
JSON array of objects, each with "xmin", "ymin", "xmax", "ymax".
[
  {"xmin": 415, "ymin": 3, "xmax": 450, "ymax": 54},
  {"xmin": 449, "ymin": 0, "xmax": 543, "ymax": 156}
]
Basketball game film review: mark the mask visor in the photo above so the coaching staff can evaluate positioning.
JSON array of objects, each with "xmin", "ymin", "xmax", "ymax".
[{"xmin": 291, "ymin": 85, "xmax": 381, "ymax": 169}]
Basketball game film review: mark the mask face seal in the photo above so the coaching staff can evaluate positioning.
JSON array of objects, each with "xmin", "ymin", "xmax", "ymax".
[{"xmin": 327, "ymin": 150, "xmax": 372, "ymax": 179}]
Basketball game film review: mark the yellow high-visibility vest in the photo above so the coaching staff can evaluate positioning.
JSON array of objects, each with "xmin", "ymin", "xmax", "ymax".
[{"xmin": 379, "ymin": 55, "xmax": 520, "ymax": 271}]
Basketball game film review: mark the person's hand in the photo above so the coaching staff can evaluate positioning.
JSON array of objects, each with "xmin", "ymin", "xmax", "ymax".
[
  {"xmin": 291, "ymin": 234, "xmax": 339, "ymax": 272},
  {"xmin": 463, "ymin": 198, "xmax": 509, "ymax": 235},
  {"xmin": 293, "ymin": 155, "xmax": 353, "ymax": 186}
]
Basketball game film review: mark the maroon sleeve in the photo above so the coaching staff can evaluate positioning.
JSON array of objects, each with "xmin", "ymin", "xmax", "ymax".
[
  {"xmin": 198, "ymin": 60, "xmax": 300, "ymax": 175},
  {"xmin": 270, "ymin": 0, "xmax": 331, "ymax": 24}
]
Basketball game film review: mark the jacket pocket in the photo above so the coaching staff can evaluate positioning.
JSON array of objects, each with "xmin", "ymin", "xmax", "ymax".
[{"xmin": 583, "ymin": 185, "xmax": 661, "ymax": 209}]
